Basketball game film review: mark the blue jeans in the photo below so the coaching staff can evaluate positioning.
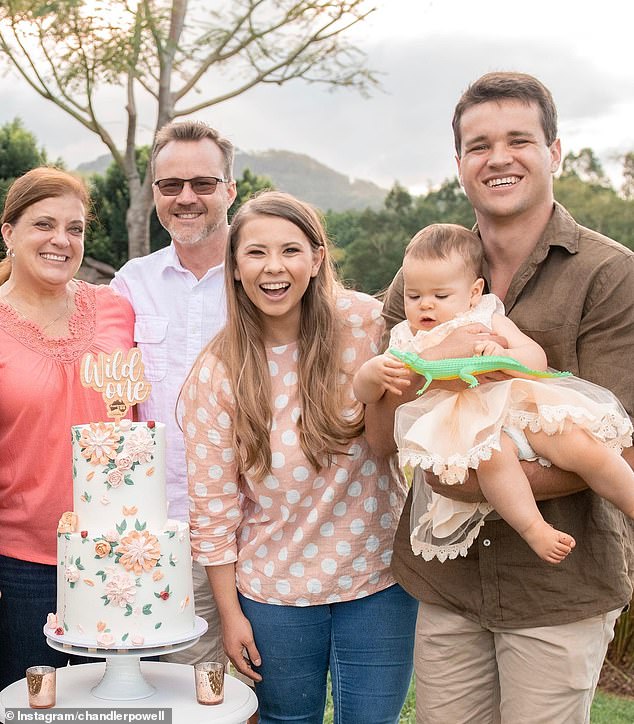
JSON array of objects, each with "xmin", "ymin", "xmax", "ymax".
[
  {"xmin": 0, "ymin": 555, "xmax": 96, "ymax": 690},
  {"xmin": 239, "ymin": 584, "xmax": 417, "ymax": 724}
]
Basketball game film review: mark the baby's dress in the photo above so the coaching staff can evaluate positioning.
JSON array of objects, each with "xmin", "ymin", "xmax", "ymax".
[{"xmin": 392, "ymin": 294, "xmax": 633, "ymax": 562}]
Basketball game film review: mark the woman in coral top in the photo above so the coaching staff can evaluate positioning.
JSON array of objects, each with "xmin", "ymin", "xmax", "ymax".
[
  {"xmin": 182, "ymin": 191, "xmax": 417, "ymax": 723},
  {"xmin": 0, "ymin": 168, "xmax": 134, "ymax": 689}
]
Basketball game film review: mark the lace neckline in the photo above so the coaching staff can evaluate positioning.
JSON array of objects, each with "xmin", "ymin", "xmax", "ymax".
[{"xmin": 0, "ymin": 281, "xmax": 97, "ymax": 361}]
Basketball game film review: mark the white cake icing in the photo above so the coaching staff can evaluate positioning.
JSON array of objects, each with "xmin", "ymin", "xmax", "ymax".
[{"xmin": 53, "ymin": 420, "xmax": 195, "ymax": 648}]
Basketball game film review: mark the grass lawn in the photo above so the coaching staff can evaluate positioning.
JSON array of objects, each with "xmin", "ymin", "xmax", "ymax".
[{"xmin": 323, "ymin": 679, "xmax": 634, "ymax": 723}]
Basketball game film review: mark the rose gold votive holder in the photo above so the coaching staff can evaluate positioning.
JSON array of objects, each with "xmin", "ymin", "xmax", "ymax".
[
  {"xmin": 26, "ymin": 665, "xmax": 56, "ymax": 709},
  {"xmin": 194, "ymin": 661, "xmax": 224, "ymax": 705}
]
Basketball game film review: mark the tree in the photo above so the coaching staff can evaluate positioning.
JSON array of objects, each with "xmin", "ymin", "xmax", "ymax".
[
  {"xmin": 231, "ymin": 167, "xmax": 274, "ymax": 221},
  {"xmin": 0, "ymin": 1, "xmax": 376, "ymax": 259},
  {"xmin": 330, "ymin": 178, "xmax": 476, "ymax": 293},
  {"xmin": 621, "ymin": 151, "xmax": 634, "ymax": 200},
  {"xmin": 0, "ymin": 117, "xmax": 50, "ymax": 207},
  {"xmin": 86, "ymin": 147, "xmax": 164, "ymax": 270},
  {"xmin": 561, "ymin": 147, "xmax": 610, "ymax": 187}
]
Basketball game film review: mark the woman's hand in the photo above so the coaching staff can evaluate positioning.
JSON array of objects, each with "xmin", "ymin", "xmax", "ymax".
[
  {"xmin": 221, "ymin": 609, "xmax": 263, "ymax": 682},
  {"xmin": 204, "ymin": 563, "xmax": 263, "ymax": 682}
]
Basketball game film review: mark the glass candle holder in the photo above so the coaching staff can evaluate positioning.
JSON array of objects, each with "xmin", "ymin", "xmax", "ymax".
[
  {"xmin": 26, "ymin": 665, "xmax": 56, "ymax": 709},
  {"xmin": 194, "ymin": 661, "xmax": 224, "ymax": 705}
]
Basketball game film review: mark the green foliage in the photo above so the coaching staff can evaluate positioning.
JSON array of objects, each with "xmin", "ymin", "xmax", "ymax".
[
  {"xmin": 555, "ymin": 174, "xmax": 634, "ymax": 251},
  {"xmin": 0, "ymin": 118, "xmax": 50, "ymax": 209},
  {"xmin": 328, "ymin": 178, "xmax": 475, "ymax": 294},
  {"xmin": 622, "ymin": 152, "xmax": 634, "ymax": 200},
  {"xmin": 85, "ymin": 146, "xmax": 170, "ymax": 269},
  {"xmin": 562, "ymin": 147, "xmax": 610, "ymax": 187},
  {"xmin": 591, "ymin": 690, "xmax": 634, "ymax": 723},
  {"xmin": 230, "ymin": 168, "xmax": 274, "ymax": 222},
  {"xmin": 323, "ymin": 677, "xmax": 633, "ymax": 723}
]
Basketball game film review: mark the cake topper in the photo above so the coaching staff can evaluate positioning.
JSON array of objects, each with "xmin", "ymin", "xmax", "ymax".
[{"xmin": 80, "ymin": 349, "xmax": 151, "ymax": 421}]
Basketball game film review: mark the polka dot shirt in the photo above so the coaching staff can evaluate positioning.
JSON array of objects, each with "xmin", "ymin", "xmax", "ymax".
[{"xmin": 183, "ymin": 290, "xmax": 407, "ymax": 606}]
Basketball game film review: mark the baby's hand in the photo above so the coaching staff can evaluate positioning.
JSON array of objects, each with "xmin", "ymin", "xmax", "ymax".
[
  {"xmin": 474, "ymin": 340, "xmax": 506, "ymax": 357},
  {"xmin": 372, "ymin": 353, "xmax": 411, "ymax": 396}
]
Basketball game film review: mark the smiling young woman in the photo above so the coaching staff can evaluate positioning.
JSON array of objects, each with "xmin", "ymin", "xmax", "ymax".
[
  {"xmin": 0, "ymin": 167, "xmax": 135, "ymax": 689},
  {"xmin": 179, "ymin": 191, "xmax": 417, "ymax": 723}
]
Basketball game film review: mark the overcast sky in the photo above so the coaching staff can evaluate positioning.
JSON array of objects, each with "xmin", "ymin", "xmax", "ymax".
[{"xmin": 0, "ymin": 0, "xmax": 632, "ymax": 193}]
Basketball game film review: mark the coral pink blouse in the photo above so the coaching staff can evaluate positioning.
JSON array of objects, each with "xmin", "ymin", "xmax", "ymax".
[
  {"xmin": 183, "ymin": 290, "xmax": 408, "ymax": 606},
  {"xmin": 0, "ymin": 282, "xmax": 134, "ymax": 565}
]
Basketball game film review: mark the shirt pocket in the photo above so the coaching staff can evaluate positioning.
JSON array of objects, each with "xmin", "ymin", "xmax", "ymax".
[{"xmin": 134, "ymin": 315, "xmax": 169, "ymax": 382}]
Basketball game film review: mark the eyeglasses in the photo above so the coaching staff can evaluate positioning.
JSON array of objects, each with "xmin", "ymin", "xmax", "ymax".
[{"xmin": 153, "ymin": 176, "xmax": 230, "ymax": 196}]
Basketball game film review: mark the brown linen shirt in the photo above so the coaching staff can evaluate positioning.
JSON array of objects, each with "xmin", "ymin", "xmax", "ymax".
[{"xmin": 384, "ymin": 202, "xmax": 634, "ymax": 628}]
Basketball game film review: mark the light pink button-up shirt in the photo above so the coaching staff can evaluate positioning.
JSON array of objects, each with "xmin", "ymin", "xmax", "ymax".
[{"xmin": 183, "ymin": 290, "xmax": 407, "ymax": 606}]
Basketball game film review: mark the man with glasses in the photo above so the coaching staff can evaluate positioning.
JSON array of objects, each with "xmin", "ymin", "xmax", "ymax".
[{"xmin": 111, "ymin": 120, "xmax": 237, "ymax": 668}]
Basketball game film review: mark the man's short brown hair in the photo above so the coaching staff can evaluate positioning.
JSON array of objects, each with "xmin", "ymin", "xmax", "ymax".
[
  {"xmin": 452, "ymin": 72, "xmax": 558, "ymax": 156},
  {"xmin": 151, "ymin": 120, "xmax": 235, "ymax": 180}
]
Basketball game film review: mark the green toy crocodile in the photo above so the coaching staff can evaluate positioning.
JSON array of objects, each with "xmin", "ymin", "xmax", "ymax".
[{"xmin": 388, "ymin": 348, "xmax": 572, "ymax": 395}]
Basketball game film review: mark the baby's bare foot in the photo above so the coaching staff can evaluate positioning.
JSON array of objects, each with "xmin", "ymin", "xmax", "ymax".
[{"xmin": 520, "ymin": 519, "xmax": 576, "ymax": 564}]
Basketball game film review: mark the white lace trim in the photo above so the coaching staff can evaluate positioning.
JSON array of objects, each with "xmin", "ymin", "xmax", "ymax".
[
  {"xmin": 508, "ymin": 405, "xmax": 633, "ymax": 447},
  {"xmin": 410, "ymin": 510, "xmax": 492, "ymax": 562},
  {"xmin": 400, "ymin": 404, "xmax": 632, "ymax": 485},
  {"xmin": 399, "ymin": 429, "xmax": 504, "ymax": 485},
  {"xmin": 388, "ymin": 294, "xmax": 502, "ymax": 355}
]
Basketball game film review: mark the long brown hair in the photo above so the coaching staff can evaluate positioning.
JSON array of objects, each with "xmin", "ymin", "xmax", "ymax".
[
  {"xmin": 0, "ymin": 167, "xmax": 91, "ymax": 284},
  {"xmin": 204, "ymin": 191, "xmax": 364, "ymax": 481}
]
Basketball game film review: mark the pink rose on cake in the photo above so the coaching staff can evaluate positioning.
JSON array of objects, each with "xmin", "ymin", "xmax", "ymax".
[
  {"xmin": 94, "ymin": 540, "xmax": 112, "ymax": 558},
  {"xmin": 118, "ymin": 530, "xmax": 161, "ymax": 574},
  {"xmin": 123, "ymin": 427, "xmax": 155, "ymax": 465},
  {"xmin": 46, "ymin": 613, "xmax": 59, "ymax": 631},
  {"xmin": 104, "ymin": 571, "xmax": 137, "ymax": 607},
  {"xmin": 104, "ymin": 530, "xmax": 120, "ymax": 543},
  {"xmin": 106, "ymin": 469, "xmax": 125, "ymax": 488},
  {"xmin": 65, "ymin": 565, "xmax": 80, "ymax": 584},
  {"xmin": 115, "ymin": 453, "xmax": 134, "ymax": 471},
  {"xmin": 78, "ymin": 422, "xmax": 121, "ymax": 465},
  {"xmin": 97, "ymin": 632, "xmax": 116, "ymax": 648}
]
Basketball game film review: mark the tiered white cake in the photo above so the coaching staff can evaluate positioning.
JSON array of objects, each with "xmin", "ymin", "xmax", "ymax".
[{"xmin": 51, "ymin": 419, "xmax": 195, "ymax": 648}]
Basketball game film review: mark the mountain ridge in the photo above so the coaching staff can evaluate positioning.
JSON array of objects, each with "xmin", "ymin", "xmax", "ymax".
[{"xmin": 75, "ymin": 148, "xmax": 387, "ymax": 212}]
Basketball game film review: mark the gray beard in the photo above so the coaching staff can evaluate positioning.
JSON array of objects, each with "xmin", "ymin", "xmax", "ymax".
[{"xmin": 167, "ymin": 219, "xmax": 221, "ymax": 246}]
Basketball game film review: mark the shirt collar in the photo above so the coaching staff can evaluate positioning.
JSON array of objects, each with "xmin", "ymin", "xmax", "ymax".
[
  {"xmin": 540, "ymin": 201, "xmax": 579, "ymax": 254},
  {"xmin": 475, "ymin": 202, "xmax": 578, "ymax": 254},
  {"xmin": 478, "ymin": 201, "xmax": 579, "ymax": 299},
  {"xmin": 162, "ymin": 242, "xmax": 224, "ymax": 280},
  {"xmin": 163, "ymin": 242, "xmax": 185, "ymax": 272}
]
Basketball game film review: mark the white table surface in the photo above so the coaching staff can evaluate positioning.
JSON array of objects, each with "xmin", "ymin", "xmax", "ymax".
[{"xmin": 0, "ymin": 662, "xmax": 257, "ymax": 724}]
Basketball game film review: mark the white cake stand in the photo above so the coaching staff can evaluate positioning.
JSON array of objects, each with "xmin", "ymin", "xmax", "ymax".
[{"xmin": 45, "ymin": 615, "xmax": 208, "ymax": 701}]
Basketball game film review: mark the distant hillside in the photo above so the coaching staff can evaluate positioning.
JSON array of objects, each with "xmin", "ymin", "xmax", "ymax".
[
  {"xmin": 76, "ymin": 149, "xmax": 387, "ymax": 212},
  {"xmin": 234, "ymin": 149, "xmax": 387, "ymax": 211},
  {"xmin": 76, "ymin": 154, "xmax": 112, "ymax": 175}
]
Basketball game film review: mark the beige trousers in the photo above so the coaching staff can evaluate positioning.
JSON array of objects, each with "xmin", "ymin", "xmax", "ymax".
[
  {"xmin": 414, "ymin": 601, "xmax": 621, "ymax": 724},
  {"xmin": 160, "ymin": 560, "xmax": 226, "ymax": 665}
]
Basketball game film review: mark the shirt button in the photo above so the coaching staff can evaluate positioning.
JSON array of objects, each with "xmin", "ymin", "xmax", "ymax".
[{"xmin": 483, "ymin": 539, "xmax": 491, "ymax": 547}]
